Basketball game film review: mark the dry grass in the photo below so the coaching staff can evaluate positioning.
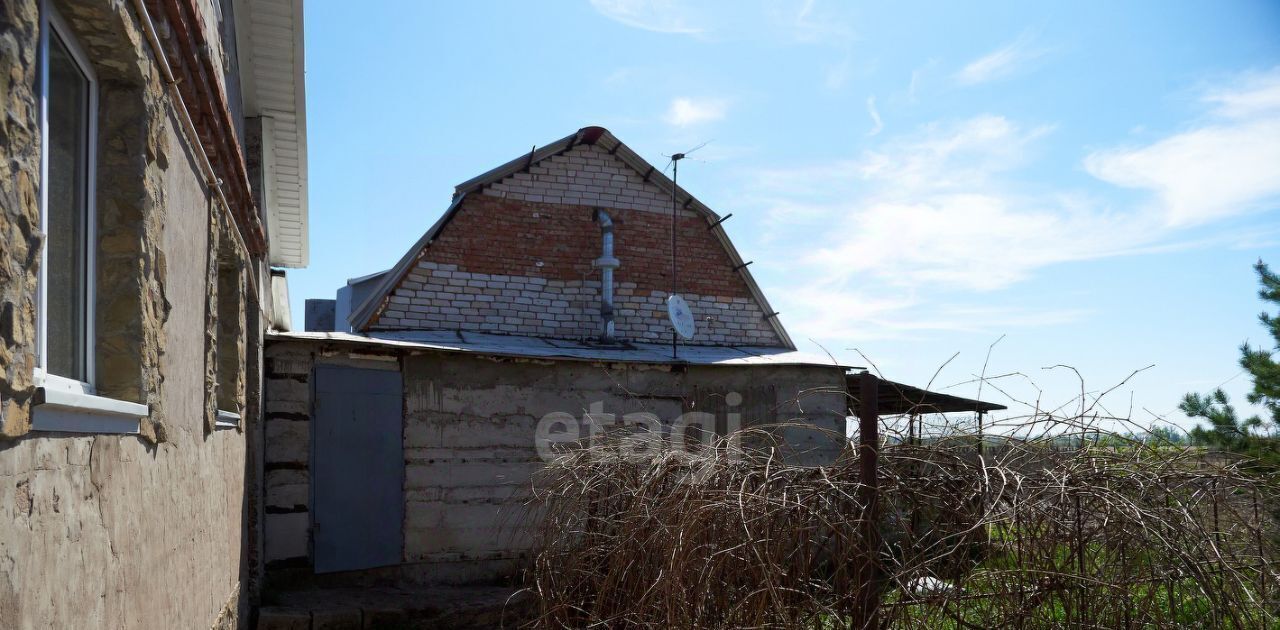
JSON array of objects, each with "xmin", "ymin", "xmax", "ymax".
[{"xmin": 520, "ymin": 423, "xmax": 1280, "ymax": 629}]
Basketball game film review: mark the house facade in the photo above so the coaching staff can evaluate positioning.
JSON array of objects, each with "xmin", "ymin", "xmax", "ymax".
[
  {"xmin": 345, "ymin": 126, "xmax": 789, "ymax": 348},
  {"xmin": 265, "ymin": 127, "xmax": 851, "ymax": 592},
  {"xmin": 0, "ymin": 0, "xmax": 307, "ymax": 627}
]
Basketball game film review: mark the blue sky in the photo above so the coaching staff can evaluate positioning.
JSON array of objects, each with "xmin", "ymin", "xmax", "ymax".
[{"xmin": 294, "ymin": 0, "xmax": 1280, "ymax": 432}]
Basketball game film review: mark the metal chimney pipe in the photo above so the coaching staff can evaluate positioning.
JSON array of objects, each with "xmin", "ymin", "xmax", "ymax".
[{"xmin": 593, "ymin": 209, "xmax": 620, "ymax": 341}]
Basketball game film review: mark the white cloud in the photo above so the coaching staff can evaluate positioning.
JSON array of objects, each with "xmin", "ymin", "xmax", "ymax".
[
  {"xmin": 588, "ymin": 0, "xmax": 704, "ymax": 34},
  {"xmin": 589, "ymin": 0, "xmax": 856, "ymax": 49},
  {"xmin": 664, "ymin": 97, "xmax": 728, "ymax": 127},
  {"xmin": 954, "ymin": 32, "xmax": 1046, "ymax": 86},
  {"xmin": 1202, "ymin": 68, "xmax": 1280, "ymax": 118},
  {"xmin": 741, "ymin": 71, "xmax": 1280, "ymax": 345},
  {"xmin": 778, "ymin": 281, "xmax": 1091, "ymax": 343},
  {"xmin": 856, "ymin": 115, "xmax": 1053, "ymax": 190},
  {"xmin": 865, "ymin": 96, "xmax": 883, "ymax": 136},
  {"xmin": 801, "ymin": 193, "xmax": 1156, "ymax": 292},
  {"xmin": 1084, "ymin": 68, "xmax": 1280, "ymax": 227},
  {"xmin": 747, "ymin": 114, "xmax": 1148, "ymax": 333}
]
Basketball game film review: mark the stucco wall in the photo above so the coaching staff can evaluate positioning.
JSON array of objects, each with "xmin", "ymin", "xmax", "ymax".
[
  {"xmin": 0, "ymin": 113, "xmax": 251, "ymax": 630},
  {"xmin": 262, "ymin": 337, "xmax": 848, "ymax": 584},
  {"xmin": 0, "ymin": 1, "xmax": 257, "ymax": 627}
]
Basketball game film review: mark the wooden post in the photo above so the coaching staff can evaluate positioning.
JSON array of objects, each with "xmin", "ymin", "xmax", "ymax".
[{"xmin": 854, "ymin": 372, "xmax": 881, "ymax": 629}]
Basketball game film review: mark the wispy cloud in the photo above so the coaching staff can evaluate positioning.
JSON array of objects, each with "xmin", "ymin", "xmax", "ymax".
[
  {"xmin": 664, "ymin": 97, "xmax": 728, "ymax": 126},
  {"xmin": 776, "ymin": 284, "xmax": 1091, "ymax": 342},
  {"xmin": 954, "ymin": 32, "xmax": 1046, "ymax": 86},
  {"xmin": 588, "ymin": 0, "xmax": 704, "ymax": 34},
  {"xmin": 741, "ymin": 69, "xmax": 1280, "ymax": 343},
  {"xmin": 865, "ymin": 96, "xmax": 883, "ymax": 136},
  {"xmin": 1085, "ymin": 67, "xmax": 1280, "ymax": 227},
  {"xmin": 589, "ymin": 0, "xmax": 855, "ymax": 48}
]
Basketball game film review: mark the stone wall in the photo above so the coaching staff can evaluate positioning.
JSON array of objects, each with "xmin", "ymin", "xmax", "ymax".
[
  {"xmin": 365, "ymin": 143, "xmax": 784, "ymax": 347},
  {"xmin": 262, "ymin": 337, "xmax": 848, "ymax": 584},
  {"xmin": 0, "ymin": 1, "xmax": 260, "ymax": 628},
  {"xmin": 0, "ymin": 0, "xmax": 42, "ymax": 435},
  {"xmin": 0, "ymin": 112, "xmax": 251, "ymax": 630}
]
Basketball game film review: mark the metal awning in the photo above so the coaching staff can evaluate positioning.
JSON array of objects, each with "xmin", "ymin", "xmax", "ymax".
[{"xmin": 846, "ymin": 373, "xmax": 1007, "ymax": 415}]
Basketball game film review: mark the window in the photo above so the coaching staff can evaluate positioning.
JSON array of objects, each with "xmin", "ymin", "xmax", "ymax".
[
  {"xmin": 30, "ymin": 2, "xmax": 147, "ymax": 434},
  {"xmin": 38, "ymin": 2, "xmax": 97, "ymax": 391},
  {"xmin": 215, "ymin": 263, "xmax": 244, "ymax": 430}
]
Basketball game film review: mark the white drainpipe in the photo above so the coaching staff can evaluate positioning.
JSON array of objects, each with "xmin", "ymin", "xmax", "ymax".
[{"xmin": 593, "ymin": 209, "xmax": 620, "ymax": 341}]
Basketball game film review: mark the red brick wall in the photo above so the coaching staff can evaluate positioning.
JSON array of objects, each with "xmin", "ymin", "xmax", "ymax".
[
  {"xmin": 367, "ymin": 142, "xmax": 784, "ymax": 346},
  {"xmin": 425, "ymin": 194, "xmax": 753, "ymax": 300}
]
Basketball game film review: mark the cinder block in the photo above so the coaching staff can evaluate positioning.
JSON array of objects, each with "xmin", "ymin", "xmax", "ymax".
[
  {"xmin": 266, "ymin": 419, "xmax": 309, "ymax": 465},
  {"xmin": 266, "ymin": 469, "xmax": 309, "ymax": 509},
  {"xmin": 405, "ymin": 461, "xmax": 540, "ymax": 489},
  {"xmin": 265, "ymin": 512, "xmax": 309, "ymax": 562}
]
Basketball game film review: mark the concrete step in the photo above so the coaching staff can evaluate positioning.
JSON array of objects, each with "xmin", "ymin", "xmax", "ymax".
[{"xmin": 257, "ymin": 585, "xmax": 529, "ymax": 629}]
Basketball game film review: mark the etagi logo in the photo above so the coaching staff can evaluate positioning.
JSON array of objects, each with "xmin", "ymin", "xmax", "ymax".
[{"xmin": 534, "ymin": 392, "xmax": 745, "ymax": 463}]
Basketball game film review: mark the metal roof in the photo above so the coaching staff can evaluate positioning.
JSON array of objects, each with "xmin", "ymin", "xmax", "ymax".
[
  {"xmin": 346, "ymin": 127, "xmax": 793, "ymax": 349},
  {"xmin": 235, "ymin": 0, "xmax": 309, "ymax": 268},
  {"xmin": 850, "ymin": 374, "xmax": 1007, "ymax": 415},
  {"xmin": 268, "ymin": 330, "xmax": 846, "ymax": 368}
]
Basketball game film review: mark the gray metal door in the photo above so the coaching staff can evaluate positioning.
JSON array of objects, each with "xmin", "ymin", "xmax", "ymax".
[{"xmin": 312, "ymin": 364, "xmax": 404, "ymax": 573}]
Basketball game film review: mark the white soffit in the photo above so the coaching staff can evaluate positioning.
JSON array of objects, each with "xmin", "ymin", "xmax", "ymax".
[{"xmin": 237, "ymin": 0, "xmax": 309, "ymax": 268}]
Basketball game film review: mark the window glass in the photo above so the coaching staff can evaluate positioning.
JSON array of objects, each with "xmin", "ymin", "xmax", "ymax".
[
  {"xmin": 216, "ymin": 265, "xmax": 241, "ymax": 412},
  {"xmin": 45, "ymin": 29, "xmax": 90, "ymax": 381}
]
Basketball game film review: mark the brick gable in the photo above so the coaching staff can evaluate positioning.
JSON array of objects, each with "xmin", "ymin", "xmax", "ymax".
[{"xmin": 367, "ymin": 144, "xmax": 783, "ymax": 347}]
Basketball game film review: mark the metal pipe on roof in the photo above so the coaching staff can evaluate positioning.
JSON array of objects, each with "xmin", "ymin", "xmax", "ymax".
[{"xmin": 593, "ymin": 209, "xmax": 620, "ymax": 342}]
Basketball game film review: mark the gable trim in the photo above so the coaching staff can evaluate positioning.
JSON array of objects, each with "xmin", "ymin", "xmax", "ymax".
[{"xmin": 347, "ymin": 194, "xmax": 467, "ymax": 331}]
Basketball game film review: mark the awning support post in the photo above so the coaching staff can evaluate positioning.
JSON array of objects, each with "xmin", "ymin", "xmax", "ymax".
[{"xmin": 854, "ymin": 372, "xmax": 881, "ymax": 629}]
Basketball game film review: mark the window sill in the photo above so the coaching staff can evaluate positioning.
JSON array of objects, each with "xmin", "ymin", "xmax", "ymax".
[
  {"xmin": 215, "ymin": 410, "xmax": 241, "ymax": 430},
  {"xmin": 32, "ymin": 386, "xmax": 146, "ymax": 434}
]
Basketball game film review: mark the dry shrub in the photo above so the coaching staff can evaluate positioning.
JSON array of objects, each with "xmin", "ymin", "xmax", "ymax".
[{"xmin": 521, "ymin": 424, "xmax": 1280, "ymax": 629}]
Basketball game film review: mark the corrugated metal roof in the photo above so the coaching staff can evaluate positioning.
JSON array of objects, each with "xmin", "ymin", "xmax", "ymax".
[
  {"xmin": 236, "ymin": 0, "xmax": 308, "ymax": 268},
  {"xmin": 268, "ymin": 330, "xmax": 848, "ymax": 368}
]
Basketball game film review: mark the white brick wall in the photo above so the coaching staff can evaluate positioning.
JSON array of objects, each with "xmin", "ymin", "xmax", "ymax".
[
  {"xmin": 371, "ymin": 261, "xmax": 782, "ymax": 346},
  {"xmin": 482, "ymin": 143, "xmax": 699, "ymax": 217}
]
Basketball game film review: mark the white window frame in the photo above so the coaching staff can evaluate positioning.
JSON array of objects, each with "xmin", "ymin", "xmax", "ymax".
[
  {"xmin": 31, "ymin": 1, "xmax": 146, "ymax": 434},
  {"xmin": 215, "ymin": 409, "xmax": 241, "ymax": 430},
  {"xmin": 35, "ymin": 0, "xmax": 98, "ymax": 396}
]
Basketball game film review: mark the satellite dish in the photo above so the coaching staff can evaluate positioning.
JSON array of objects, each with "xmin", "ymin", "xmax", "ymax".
[{"xmin": 667, "ymin": 295, "xmax": 695, "ymax": 340}]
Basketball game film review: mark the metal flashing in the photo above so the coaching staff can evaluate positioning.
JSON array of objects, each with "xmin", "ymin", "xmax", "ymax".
[{"xmin": 269, "ymin": 330, "xmax": 843, "ymax": 369}]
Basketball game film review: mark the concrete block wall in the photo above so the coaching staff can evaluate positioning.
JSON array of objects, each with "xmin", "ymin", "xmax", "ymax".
[
  {"xmin": 262, "ymin": 338, "xmax": 849, "ymax": 584},
  {"xmin": 366, "ymin": 143, "xmax": 784, "ymax": 347},
  {"xmin": 263, "ymin": 348, "xmax": 313, "ymax": 567}
]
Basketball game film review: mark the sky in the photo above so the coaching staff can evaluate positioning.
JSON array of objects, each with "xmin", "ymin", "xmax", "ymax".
[{"xmin": 293, "ymin": 0, "xmax": 1280, "ymax": 433}]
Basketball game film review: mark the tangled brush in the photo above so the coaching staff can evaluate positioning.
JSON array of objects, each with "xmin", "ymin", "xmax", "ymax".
[{"xmin": 521, "ymin": 424, "xmax": 1279, "ymax": 629}]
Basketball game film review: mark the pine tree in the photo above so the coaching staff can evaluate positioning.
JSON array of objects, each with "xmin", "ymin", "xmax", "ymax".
[{"xmin": 1180, "ymin": 261, "xmax": 1280, "ymax": 458}]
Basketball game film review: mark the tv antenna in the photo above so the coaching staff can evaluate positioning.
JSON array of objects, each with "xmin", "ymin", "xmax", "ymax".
[{"xmin": 665, "ymin": 142, "xmax": 708, "ymax": 358}]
